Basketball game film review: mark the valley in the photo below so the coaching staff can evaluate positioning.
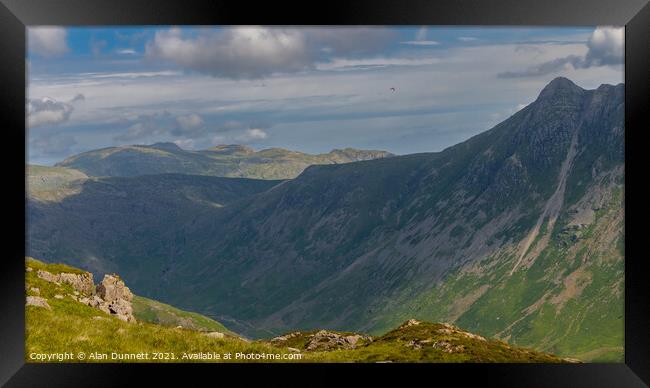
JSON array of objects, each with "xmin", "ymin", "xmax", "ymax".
[{"xmin": 26, "ymin": 77, "xmax": 625, "ymax": 362}]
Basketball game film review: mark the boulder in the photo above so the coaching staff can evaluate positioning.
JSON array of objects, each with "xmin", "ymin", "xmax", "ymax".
[
  {"xmin": 270, "ymin": 332, "xmax": 301, "ymax": 343},
  {"xmin": 304, "ymin": 330, "xmax": 371, "ymax": 351},
  {"xmin": 26, "ymin": 296, "xmax": 51, "ymax": 310},
  {"xmin": 94, "ymin": 274, "xmax": 136, "ymax": 323},
  {"xmin": 96, "ymin": 274, "xmax": 133, "ymax": 302},
  {"xmin": 37, "ymin": 270, "xmax": 60, "ymax": 284},
  {"xmin": 108, "ymin": 299, "xmax": 135, "ymax": 322},
  {"xmin": 400, "ymin": 319, "xmax": 422, "ymax": 329},
  {"xmin": 74, "ymin": 275, "xmax": 136, "ymax": 323},
  {"xmin": 59, "ymin": 272, "xmax": 95, "ymax": 295}
]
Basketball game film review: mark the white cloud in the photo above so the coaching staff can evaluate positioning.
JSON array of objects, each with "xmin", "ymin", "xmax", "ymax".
[
  {"xmin": 236, "ymin": 128, "xmax": 268, "ymax": 142},
  {"xmin": 316, "ymin": 56, "xmax": 441, "ymax": 71},
  {"xmin": 146, "ymin": 27, "xmax": 311, "ymax": 79},
  {"xmin": 116, "ymin": 48, "xmax": 137, "ymax": 55},
  {"xmin": 584, "ymin": 26, "xmax": 624, "ymax": 66},
  {"xmin": 26, "ymin": 93, "xmax": 86, "ymax": 128},
  {"xmin": 172, "ymin": 113, "xmax": 205, "ymax": 137},
  {"xmin": 175, "ymin": 113, "xmax": 203, "ymax": 130},
  {"xmin": 400, "ymin": 40, "xmax": 440, "ymax": 46},
  {"xmin": 145, "ymin": 27, "xmax": 395, "ymax": 79},
  {"xmin": 27, "ymin": 97, "xmax": 74, "ymax": 128},
  {"xmin": 29, "ymin": 27, "xmax": 69, "ymax": 57},
  {"xmin": 498, "ymin": 26, "xmax": 623, "ymax": 78}
]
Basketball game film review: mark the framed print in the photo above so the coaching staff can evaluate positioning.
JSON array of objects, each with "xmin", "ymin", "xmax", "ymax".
[{"xmin": 1, "ymin": 0, "xmax": 649, "ymax": 386}]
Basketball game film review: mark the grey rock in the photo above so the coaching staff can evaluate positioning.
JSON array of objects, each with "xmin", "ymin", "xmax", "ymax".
[
  {"xmin": 96, "ymin": 274, "xmax": 133, "ymax": 302},
  {"xmin": 304, "ymin": 330, "xmax": 371, "ymax": 351},
  {"xmin": 36, "ymin": 269, "xmax": 94, "ymax": 295},
  {"xmin": 26, "ymin": 296, "xmax": 51, "ymax": 310}
]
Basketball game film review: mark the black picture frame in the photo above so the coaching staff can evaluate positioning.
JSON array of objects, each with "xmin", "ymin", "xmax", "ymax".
[{"xmin": 1, "ymin": 0, "xmax": 649, "ymax": 386}]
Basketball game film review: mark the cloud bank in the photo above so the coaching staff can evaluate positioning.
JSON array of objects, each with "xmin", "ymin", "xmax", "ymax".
[
  {"xmin": 27, "ymin": 97, "xmax": 74, "ymax": 128},
  {"xmin": 29, "ymin": 27, "xmax": 69, "ymax": 57},
  {"xmin": 498, "ymin": 27, "xmax": 623, "ymax": 78},
  {"xmin": 145, "ymin": 26, "xmax": 393, "ymax": 79}
]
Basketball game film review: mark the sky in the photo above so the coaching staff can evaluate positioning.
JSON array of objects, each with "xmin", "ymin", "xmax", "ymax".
[{"xmin": 27, "ymin": 26, "xmax": 624, "ymax": 166}]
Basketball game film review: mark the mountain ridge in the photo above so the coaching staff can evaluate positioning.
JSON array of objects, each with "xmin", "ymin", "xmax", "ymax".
[{"xmin": 55, "ymin": 143, "xmax": 394, "ymax": 180}]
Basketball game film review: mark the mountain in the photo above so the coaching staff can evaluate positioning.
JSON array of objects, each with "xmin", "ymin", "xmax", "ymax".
[
  {"xmin": 26, "ymin": 78, "xmax": 624, "ymax": 361},
  {"xmin": 27, "ymin": 168, "xmax": 282, "ymax": 276},
  {"xmin": 25, "ymin": 258, "xmax": 569, "ymax": 363},
  {"xmin": 55, "ymin": 143, "xmax": 393, "ymax": 180}
]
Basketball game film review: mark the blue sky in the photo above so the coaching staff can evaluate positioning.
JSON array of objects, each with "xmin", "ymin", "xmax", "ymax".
[{"xmin": 27, "ymin": 26, "xmax": 624, "ymax": 165}]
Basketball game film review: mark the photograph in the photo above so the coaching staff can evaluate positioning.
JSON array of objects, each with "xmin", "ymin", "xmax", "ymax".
[{"xmin": 24, "ymin": 25, "xmax": 626, "ymax": 364}]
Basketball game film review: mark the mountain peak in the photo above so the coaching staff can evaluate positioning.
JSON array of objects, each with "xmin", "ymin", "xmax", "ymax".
[
  {"xmin": 147, "ymin": 142, "xmax": 183, "ymax": 152},
  {"xmin": 537, "ymin": 77, "xmax": 584, "ymax": 100}
]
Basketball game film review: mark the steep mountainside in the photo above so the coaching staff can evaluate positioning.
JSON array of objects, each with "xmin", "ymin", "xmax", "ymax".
[
  {"xmin": 27, "ymin": 78, "xmax": 624, "ymax": 361},
  {"xmin": 56, "ymin": 143, "xmax": 393, "ymax": 180},
  {"xmin": 27, "ymin": 170, "xmax": 282, "ymax": 277}
]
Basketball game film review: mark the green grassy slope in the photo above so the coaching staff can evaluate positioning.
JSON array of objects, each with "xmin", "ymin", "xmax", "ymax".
[
  {"xmin": 26, "ymin": 257, "xmax": 293, "ymax": 362},
  {"xmin": 132, "ymin": 295, "xmax": 236, "ymax": 336},
  {"xmin": 25, "ymin": 258, "xmax": 567, "ymax": 363},
  {"xmin": 27, "ymin": 165, "xmax": 88, "ymax": 202}
]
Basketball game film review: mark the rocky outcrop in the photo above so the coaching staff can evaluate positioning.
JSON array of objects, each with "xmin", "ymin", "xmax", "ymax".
[
  {"xmin": 400, "ymin": 319, "xmax": 422, "ymax": 329},
  {"xmin": 304, "ymin": 330, "xmax": 372, "ymax": 351},
  {"xmin": 435, "ymin": 323, "xmax": 487, "ymax": 342},
  {"xmin": 432, "ymin": 340, "xmax": 465, "ymax": 353},
  {"xmin": 35, "ymin": 268, "xmax": 136, "ymax": 323},
  {"xmin": 26, "ymin": 296, "xmax": 51, "ymax": 310},
  {"xmin": 93, "ymin": 275, "xmax": 136, "ymax": 323},
  {"xmin": 36, "ymin": 270, "xmax": 94, "ymax": 295},
  {"xmin": 270, "ymin": 332, "xmax": 301, "ymax": 343}
]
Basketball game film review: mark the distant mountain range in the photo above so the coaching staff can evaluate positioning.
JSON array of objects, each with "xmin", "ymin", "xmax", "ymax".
[
  {"xmin": 55, "ymin": 143, "xmax": 393, "ymax": 180},
  {"xmin": 26, "ymin": 77, "xmax": 624, "ymax": 362}
]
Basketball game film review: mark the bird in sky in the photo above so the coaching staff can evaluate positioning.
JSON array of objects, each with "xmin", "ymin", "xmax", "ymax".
[{"xmin": 390, "ymin": 87, "xmax": 396, "ymax": 92}]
